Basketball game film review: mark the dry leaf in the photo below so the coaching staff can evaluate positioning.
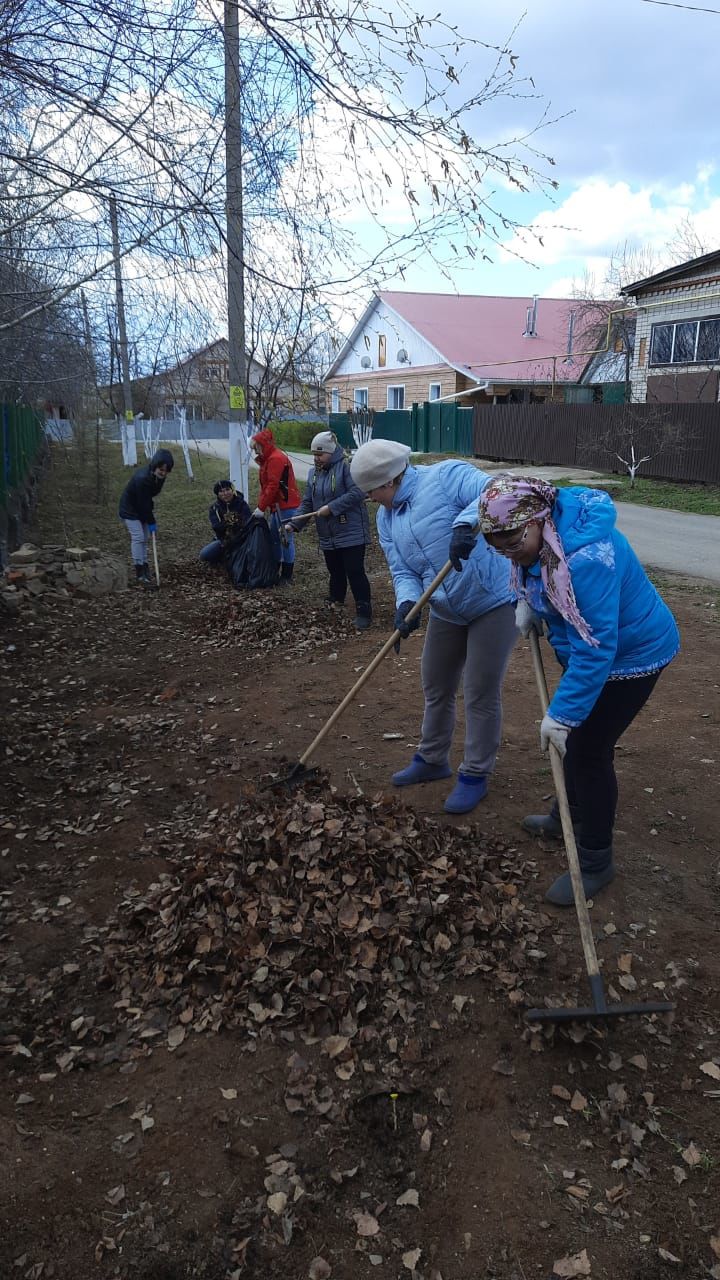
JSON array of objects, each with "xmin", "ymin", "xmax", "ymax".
[
  {"xmin": 105, "ymin": 1185, "xmax": 125, "ymax": 1206},
  {"xmin": 553, "ymin": 1249, "xmax": 591, "ymax": 1277},
  {"xmin": 570, "ymin": 1091, "xmax": 588, "ymax": 1112},
  {"xmin": 396, "ymin": 1189, "xmax": 420, "ymax": 1208},
  {"xmin": 629, "ymin": 1054, "xmax": 647, "ymax": 1071},
  {"xmin": 167, "ymin": 1026, "xmax": 185, "ymax": 1050},
  {"xmin": 553, "ymin": 1115, "xmax": 570, "ymax": 1127},
  {"xmin": 617, "ymin": 953, "xmax": 633, "ymax": 974},
  {"xmin": 402, "ymin": 1248, "xmax": 422, "ymax": 1271},
  {"xmin": 220, "ymin": 1088, "xmax": 237, "ymax": 1100},
  {"xmin": 658, "ymin": 1247, "xmax": 681, "ymax": 1264},
  {"xmin": 511, "ymin": 1129, "xmax": 531, "ymax": 1145},
  {"xmin": 308, "ymin": 1259, "xmax": 332, "ymax": 1280},
  {"xmin": 672, "ymin": 1166, "xmax": 687, "ymax": 1185},
  {"xmin": 323, "ymin": 1035, "xmax": 349, "ymax": 1059},
  {"xmin": 700, "ymin": 1062, "xmax": 720, "ymax": 1081},
  {"xmin": 355, "ymin": 1212, "xmax": 380, "ymax": 1237},
  {"xmin": 709, "ymin": 1236, "xmax": 720, "ymax": 1261},
  {"xmin": 681, "ymin": 1142, "xmax": 702, "ymax": 1167},
  {"xmin": 618, "ymin": 974, "xmax": 638, "ymax": 992},
  {"xmin": 267, "ymin": 1192, "xmax": 287, "ymax": 1214},
  {"xmin": 552, "ymin": 1085, "xmax": 572, "ymax": 1101}
]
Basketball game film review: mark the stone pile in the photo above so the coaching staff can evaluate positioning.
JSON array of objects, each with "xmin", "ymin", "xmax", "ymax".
[{"xmin": 1, "ymin": 543, "xmax": 128, "ymax": 612}]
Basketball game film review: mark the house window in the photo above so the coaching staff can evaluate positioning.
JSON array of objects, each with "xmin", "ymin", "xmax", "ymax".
[
  {"xmin": 331, "ymin": 388, "xmax": 340, "ymax": 413},
  {"xmin": 378, "ymin": 334, "xmax": 387, "ymax": 368},
  {"xmin": 353, "ymin": 388, "xmax": 368, "ymax": 408},
  {"xmin": 387, "ymin": 385, "xmax": 405, "ymax": 410},
  {"xmin": 429, "ymin": 382, "xmax": 441, "ymax": 401},
  {"xmin": 649, "ymin": 316, "xmax": 720, "ymax": 366}
]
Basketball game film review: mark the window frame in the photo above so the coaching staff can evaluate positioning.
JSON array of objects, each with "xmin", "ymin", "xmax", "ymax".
[
  {"xmin": 386, "ymin": 384, "xmax": 405, "ymax": 410},
  {"xmin": 353, "ymin": 387, "xmax": 369, "ymax": 409},
  {"xmin": 649, "ymin": 314, "xmax": 720, "ymax": 367},
  {"xmin": 428, "ymin": 381, "xmax": 441, "ymax": 401},
  {"xmin": 331, "ymin": 387, "xmax": 340, "ymax": 413}
]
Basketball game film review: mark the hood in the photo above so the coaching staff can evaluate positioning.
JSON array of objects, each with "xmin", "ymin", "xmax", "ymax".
[
  {"xmin": 554, "ymin": 487, "xmax": 617, "ymax": 554},
  {"xmin": 251, "ymin": 428, "xmax": 275, "ymax": 460},
  {"xmin": 150, "ymin": 448, "xmax": 175, "ymax": 471}
]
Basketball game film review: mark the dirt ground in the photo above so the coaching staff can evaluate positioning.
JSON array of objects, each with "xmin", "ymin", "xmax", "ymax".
[{"xmin": 1, "ymin": 527, "xmax": 719, "ymax": 1280}]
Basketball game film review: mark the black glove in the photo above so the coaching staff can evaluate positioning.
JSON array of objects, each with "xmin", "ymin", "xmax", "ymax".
[
  {"xmin": 393, "ymin": 600, "xmax": 420, "ymax": 653},
  {"xmin": 448, "ymin": 523, "xmax": 477, "ymax": 571}
]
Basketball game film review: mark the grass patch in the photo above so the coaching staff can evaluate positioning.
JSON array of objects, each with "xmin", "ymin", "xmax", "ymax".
[{"xmin": 606, "ymin": 474, "xmax": 720, "ymax": 516}]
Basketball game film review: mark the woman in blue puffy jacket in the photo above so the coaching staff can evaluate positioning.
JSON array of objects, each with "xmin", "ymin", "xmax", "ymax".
[
  {"xmin": 478, "ymin": 474, "xmax": 680, "ymax": 906},
  {"xmin": 350, "ymin": 439, "xmax": 516, "ymax": 815},
  {"xmin": 286, "ymin": 431, "xmax": 372, "ymax": 631}
]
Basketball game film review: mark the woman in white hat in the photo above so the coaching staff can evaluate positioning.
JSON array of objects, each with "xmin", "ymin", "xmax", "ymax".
[
  {"xmin": 285, "ymin": 431, "xmax": 372, "ymax": 630},
  {"xmin": 350, "ymin": 439, "xmax": 516, "ymax": 814}
]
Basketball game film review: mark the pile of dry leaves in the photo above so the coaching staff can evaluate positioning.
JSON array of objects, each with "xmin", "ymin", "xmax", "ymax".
[{"xmin": 99, "ymin": 782, "xmax": 548, "ymax": 1070}]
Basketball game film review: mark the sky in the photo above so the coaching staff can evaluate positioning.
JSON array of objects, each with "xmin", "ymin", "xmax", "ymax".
[{"xmin": 354, "ymin": 0, "xmax": 720, "ymax": 301}]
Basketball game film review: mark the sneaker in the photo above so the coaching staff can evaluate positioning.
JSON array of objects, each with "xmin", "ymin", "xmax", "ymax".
[
  {"xmin": 444, "ymin": 772, "xmax": 488, "ymax": 815},
  {"xmin": 392, "ymin": 753, "xmax": 452, "ymax": 787}
]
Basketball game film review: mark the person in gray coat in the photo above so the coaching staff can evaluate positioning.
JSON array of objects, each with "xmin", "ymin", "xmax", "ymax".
[{"xmin": 285, "ymin": 431, "xmax": 372, "ymax": 630}]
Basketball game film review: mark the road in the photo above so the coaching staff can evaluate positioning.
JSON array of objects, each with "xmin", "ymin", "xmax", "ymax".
[{"xmin": 189, "ymin": 440, "xmax": 720, "ymax": 586}]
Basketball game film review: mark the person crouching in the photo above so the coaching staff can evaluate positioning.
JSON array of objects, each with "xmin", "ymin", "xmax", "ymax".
[{"xmin": 200, "ymin": 479, "xmax": 251, "ymax": 566}]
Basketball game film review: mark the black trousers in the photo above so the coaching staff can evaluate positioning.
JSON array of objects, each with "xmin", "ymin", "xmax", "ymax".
[
  {"xmin": 323, "ymin": 544, "xmax": 371, "ymax": 610},
  {"xmin": 560, "ymin": 671, "xmax": 663, "ymax": 851}
]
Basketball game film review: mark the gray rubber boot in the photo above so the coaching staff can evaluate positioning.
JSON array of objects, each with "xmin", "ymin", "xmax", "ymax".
[
  {"xmin": 522, "ymin": 800, "xmax": 579, "ymax": 839},
  {"xmin": 545, "ymin": 844, "xmax": 615, "ymax": 907}
]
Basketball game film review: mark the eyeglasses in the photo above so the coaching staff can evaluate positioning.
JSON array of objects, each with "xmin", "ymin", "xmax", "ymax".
[{"xmin": 487, "ymin": 525, "xmax": 530, "ymax": 556}]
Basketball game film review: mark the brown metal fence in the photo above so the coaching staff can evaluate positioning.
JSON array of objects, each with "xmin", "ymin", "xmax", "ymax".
[{"xmin": 472, "ymin": 403, "xmax": 720, "ymax": 484}]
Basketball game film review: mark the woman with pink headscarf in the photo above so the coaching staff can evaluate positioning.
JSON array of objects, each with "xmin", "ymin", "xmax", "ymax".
[{"xmin": 478, "ymin": 475, "xmax": 679, "ymax": 906}]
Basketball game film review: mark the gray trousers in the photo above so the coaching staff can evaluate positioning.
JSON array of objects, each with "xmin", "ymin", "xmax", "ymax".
[
  {"xmin": 123, "ymin": 518, "xmax": 148, "ymax": 565},
  {"xmin": 418, "ymin": 603, "xmax": 517, "ymax": 777}
]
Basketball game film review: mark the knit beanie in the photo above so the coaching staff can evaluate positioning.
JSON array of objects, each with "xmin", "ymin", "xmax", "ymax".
[
  {"xmin": 349, "ymin": 440, "xmax": 412, "ymax": 492},
  {"xmin": 310, "ymin": 430, "xmax": 338, "ymax": 454}
]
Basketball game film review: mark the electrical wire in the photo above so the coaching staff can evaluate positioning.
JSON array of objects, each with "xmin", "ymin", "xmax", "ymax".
[{"xmin": 639, "ymin": 0, "xmax": 720, "ymax": 14}]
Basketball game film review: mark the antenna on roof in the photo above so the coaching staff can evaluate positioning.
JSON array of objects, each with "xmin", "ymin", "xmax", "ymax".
[{"xmin": 523, "ymin": 295, "xmax": 539, "ymax": 338}]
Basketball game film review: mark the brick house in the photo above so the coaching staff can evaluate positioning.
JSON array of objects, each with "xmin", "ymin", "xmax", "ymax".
[
  {"xmin": 621, "ymin": 250, "xmax": 720, "ymax": 403},
  {"xmin": 324, "ymin": 291, "xmax": 598, "ymax": 412}
]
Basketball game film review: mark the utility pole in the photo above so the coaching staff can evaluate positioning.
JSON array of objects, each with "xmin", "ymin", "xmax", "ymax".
[
  {"xmin": 80, "ymin": 289, "xmax": 102, "ymax": 491},
  {"xmin": 109, "ymin": 194, "xmax": 137, "ymax": 466},
  {"xmin": 224, "ymin": 0, "xmax": 250, "ymax": 498}
]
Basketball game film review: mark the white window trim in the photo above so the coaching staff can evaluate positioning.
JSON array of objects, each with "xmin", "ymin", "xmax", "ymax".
[
  {"xmin": 331, "ymin": 387, "xmax": 340, "ymax": 412},
  {"xmin": 428, "ymin": 382, "xmax": 441, "ymax": 401},
  {"xmin": 353, "ymin": 387, "xmax": 369, "ymax": 407},
  {"xmin": 387, "ymin": 384, "xmax": 405, "ymax": 410}
]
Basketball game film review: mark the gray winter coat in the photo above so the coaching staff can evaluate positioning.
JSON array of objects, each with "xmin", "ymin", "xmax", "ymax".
[{"xmin": 297, "ymin": 445, "xmax": 370, "ymax": 550}]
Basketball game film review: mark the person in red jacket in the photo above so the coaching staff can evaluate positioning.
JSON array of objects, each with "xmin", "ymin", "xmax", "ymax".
[{"xmin": 250, "ymin": 428, "xmax": 302, "ymax": 584}]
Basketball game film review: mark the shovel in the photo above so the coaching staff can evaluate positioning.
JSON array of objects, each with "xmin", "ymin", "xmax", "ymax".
[
  {"xmin": 525, "ymin": 630, "xmax": 674, "ymax": 1026},
  {"xmin": 271, "ymin": 552, "xmax": 461, "ymax": 788}
]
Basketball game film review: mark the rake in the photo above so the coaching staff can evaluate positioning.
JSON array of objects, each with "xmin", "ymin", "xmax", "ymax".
[{"xmin": 525, "ymin": 630, "xmax": 674, "ymax": 1026}]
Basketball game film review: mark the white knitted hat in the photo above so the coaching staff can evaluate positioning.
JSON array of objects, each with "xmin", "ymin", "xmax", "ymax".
[
  {"xmin": 350, "ymin": 440, "xmax": 412, "ymax": 492},
  {"xmin": 310, "ymin": 430, "xmax": 338, "ymax": 453}
]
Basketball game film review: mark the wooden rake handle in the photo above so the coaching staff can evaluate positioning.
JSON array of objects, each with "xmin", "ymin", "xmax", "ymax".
[{"xmin": 528, "ymin": 630, "xmax": 603, "ymax": 985}]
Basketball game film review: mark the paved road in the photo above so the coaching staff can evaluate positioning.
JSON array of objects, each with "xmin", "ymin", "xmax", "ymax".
[
  {"xmin": 613, "ymin": 503, "xmax": 719, "ymax": 584},
  {"xmin": 189, "ymin": 440, "xmax": 720, "ymax": 585}
]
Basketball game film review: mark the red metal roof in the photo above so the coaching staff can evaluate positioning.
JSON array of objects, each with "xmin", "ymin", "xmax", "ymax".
[{"xmin": 378, "ymin": 291, "xmax": 591, "ymax": 384}]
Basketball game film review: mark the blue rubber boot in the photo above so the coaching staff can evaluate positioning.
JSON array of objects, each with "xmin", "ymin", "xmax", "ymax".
[
  {"xmin": 443, "ymin": 772, "xmax": 488, "ymax": 815},
  {"xmin": 545, "ymin": 844, "xmax": 615, "ymax": 906},
  {"xmin": 392, "ymin": 753, "xmax": 451, "ymax": 787}
]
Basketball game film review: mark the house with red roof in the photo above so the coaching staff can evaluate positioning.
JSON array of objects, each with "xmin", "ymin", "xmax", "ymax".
[{"xmin": 324, "ymin": 291, "xmax": 605, "ymax": 412}]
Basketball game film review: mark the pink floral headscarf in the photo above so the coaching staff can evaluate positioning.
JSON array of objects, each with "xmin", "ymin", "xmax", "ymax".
[{"xmin": 479, "ymin": 474, "xmax": 598, "ymax": 647}]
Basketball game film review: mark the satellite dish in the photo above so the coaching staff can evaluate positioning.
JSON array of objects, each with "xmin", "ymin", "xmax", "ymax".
[
  {"xmin": 360, "ymin": 355, "xmax": 372, "ymax": 369},
  {"xmin": 397, "ymin": 348, "xmax": 409, "ymax": 363}
]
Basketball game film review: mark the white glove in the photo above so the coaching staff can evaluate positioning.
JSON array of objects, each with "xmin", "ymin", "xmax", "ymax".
[
  {"xmin": 252, "ymin": 507, "xmax": 265, "ymax": 519},
  {"xmin": 515, "ymin": 599, "xmax": 545, "ymax": 639},
  {"xmin": 540, "ymin": 714, "xmax": 569, "ymax": 758}
]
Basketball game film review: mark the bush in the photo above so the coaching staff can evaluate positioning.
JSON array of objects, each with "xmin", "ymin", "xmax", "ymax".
[{"xmin": 266, "ymin": 419, "xmax": 326, "ymax": 449}]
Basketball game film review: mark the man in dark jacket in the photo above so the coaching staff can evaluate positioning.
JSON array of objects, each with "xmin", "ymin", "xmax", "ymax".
[
  {"xmin": 118, "ymin": 448, "xmax": 174, "ymax": 585},
  {"xmin": 286, "ymin": 430, "xmax": 372, "ymax": 629},
  {"xmin": 200, "ymin": 479, "xmax": 251, "ymax": 565}
]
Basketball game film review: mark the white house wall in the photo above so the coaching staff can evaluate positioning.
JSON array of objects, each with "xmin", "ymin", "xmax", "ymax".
[
  {"xmin": 332, "ymin": 300, "xmax": 443, "ymax": 376},
  {"xmin": 631, "ymin": 267, "xmax": 720, "ymax": 401}
]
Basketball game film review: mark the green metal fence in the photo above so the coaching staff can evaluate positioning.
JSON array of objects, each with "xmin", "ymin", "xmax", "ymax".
[
  {"xmin": 330, "ymin": 401, "xmax": 474, "ymax": 455},
  {"xmin": 1, "ymin": 404, "xmax": 45, "ymax": 511}
]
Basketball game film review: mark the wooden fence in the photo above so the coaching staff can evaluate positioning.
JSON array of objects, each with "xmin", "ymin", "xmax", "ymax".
[{"xmin": 472, "ymin": 402, "xmax": 720, "ymax": 484}]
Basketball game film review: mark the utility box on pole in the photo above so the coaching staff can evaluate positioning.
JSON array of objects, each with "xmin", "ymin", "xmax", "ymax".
[{"xmin": 224, "ymin": 0, "xmax": 250, "ymax": 499}]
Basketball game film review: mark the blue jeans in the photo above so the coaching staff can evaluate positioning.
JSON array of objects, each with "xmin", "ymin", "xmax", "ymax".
[
  {"xmin": 199, "ymin": 539, "xmax": 224, "ymax": 565},
  {"xmin": 269, "ymin": 507, "xmax": 299, "ymax": 565}
]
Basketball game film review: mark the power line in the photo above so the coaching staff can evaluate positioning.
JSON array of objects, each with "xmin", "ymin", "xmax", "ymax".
[{"xmin": 640, "ymin": 0, "xmax": 720, "ymax": 13}]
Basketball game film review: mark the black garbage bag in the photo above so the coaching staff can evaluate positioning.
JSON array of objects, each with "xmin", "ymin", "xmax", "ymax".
[{"xmin": 224, "ymin": 517, "xmax": 280, "ymax": 589}]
